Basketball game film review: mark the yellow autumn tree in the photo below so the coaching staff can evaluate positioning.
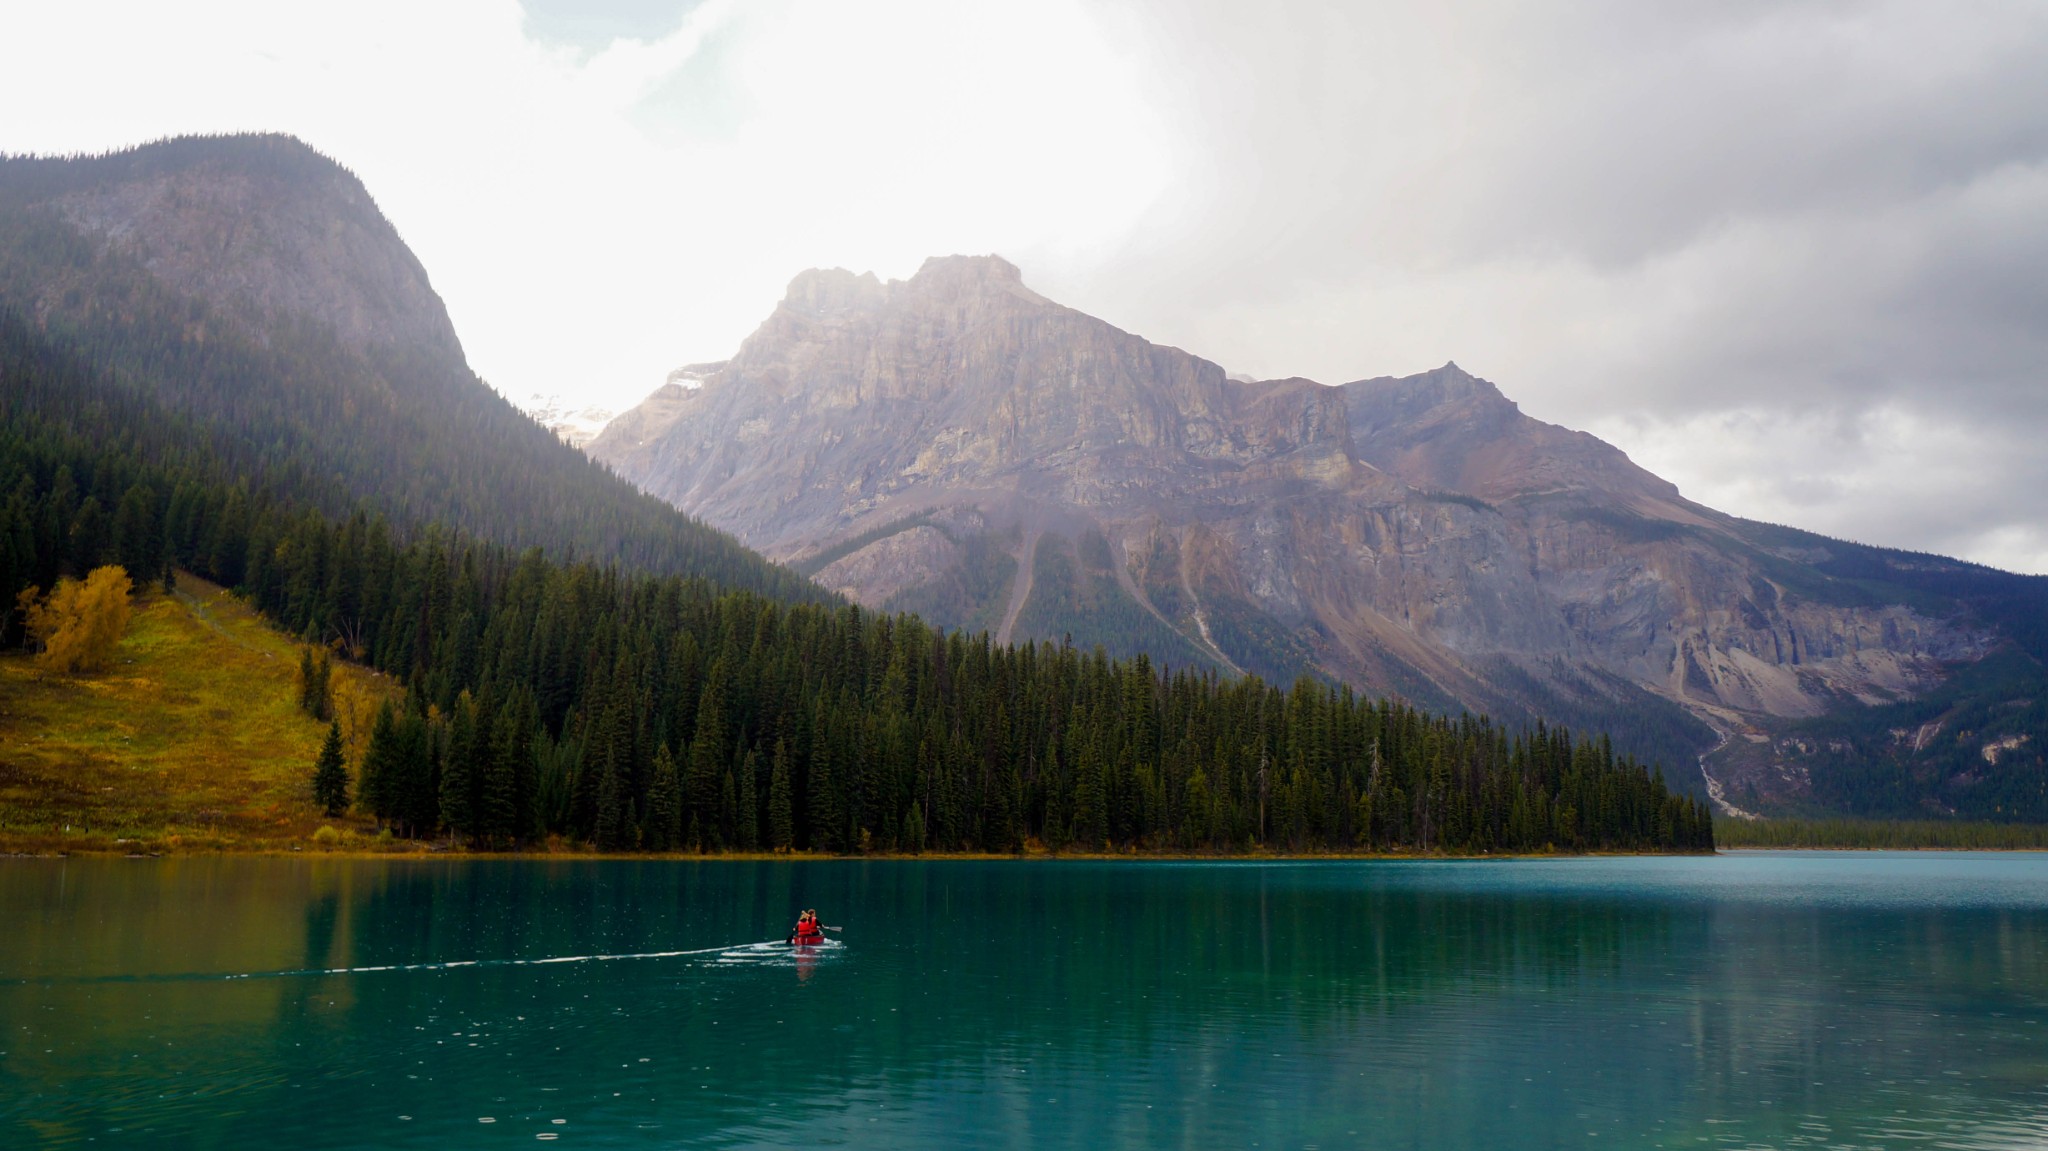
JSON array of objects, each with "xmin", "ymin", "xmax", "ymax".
[
  {"xmin": 17, "ymin": 565, "xmax": 134, "ymax": 674},
  {"xmin": 331, "ymin": 670, "xmax": 387, "ymax": 765}
]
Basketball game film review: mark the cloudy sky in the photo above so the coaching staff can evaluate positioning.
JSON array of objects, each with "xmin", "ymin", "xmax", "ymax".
[{"xmin": 4, "ymin": 1, "xmax": 2044, "ymax": 573}]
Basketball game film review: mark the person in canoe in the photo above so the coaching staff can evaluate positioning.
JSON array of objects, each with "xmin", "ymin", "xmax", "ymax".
[{"xmin": 789, "ymin": 909, "xmax": 825, "ymax": 946}]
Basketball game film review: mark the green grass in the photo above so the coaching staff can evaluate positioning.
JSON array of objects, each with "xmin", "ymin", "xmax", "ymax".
[
  {"xmin": 0, "ymin": 573, "xmax": 400, "ymax": 853},
  {"xmin": 1716, "ymin": 817, "xmax": 2048, "ymax": 850}
]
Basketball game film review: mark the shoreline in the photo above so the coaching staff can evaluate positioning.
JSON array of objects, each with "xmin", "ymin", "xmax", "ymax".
[
  {"xmin": 10, "ymin": 843, "xmax": 2047, "ymax": 861},
  {"xmin": 9, "ymin": 832, "xmax": 2044, "ymax": 861},
  {"xmin": 0, "ymin": 840, "xmax": 1718, "ymax": 863}
]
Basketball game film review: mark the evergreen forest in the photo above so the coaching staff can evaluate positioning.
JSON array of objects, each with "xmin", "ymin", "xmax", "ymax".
[{"xmin": 0, "ymin": 304, "xmax": 1714, "ymax": 855}]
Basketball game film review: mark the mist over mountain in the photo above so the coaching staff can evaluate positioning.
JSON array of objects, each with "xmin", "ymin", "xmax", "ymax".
[
  {"xmin": 591, "ymin": 255, "xmax": 2048, "ymax": 818},
  {"xmin": 522, "ymin": 394, "xmax": 616, "ymax": 449},
  {"xmin": 0, "ymin": 134, "xmax": 810, "ymax": 598}
]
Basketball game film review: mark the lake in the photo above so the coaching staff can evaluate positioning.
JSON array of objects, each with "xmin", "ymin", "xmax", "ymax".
[{"xmin": 4, "ymin": 853, "xmax": 2047, "ymax": 1149}]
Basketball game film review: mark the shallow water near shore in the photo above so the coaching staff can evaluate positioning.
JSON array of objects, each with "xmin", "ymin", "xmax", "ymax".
[{"xmin": 5, "ymin": 852, "xmax": 2048, "ymax": 1149}]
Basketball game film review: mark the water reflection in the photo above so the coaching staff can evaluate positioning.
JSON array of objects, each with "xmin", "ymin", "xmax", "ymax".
[{"xmin": 2, "ymin": 855, "xmax": 2047, "ymax": 1149}]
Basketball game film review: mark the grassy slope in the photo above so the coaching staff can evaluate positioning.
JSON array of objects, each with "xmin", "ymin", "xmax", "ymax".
[
  {"xmin": 0, "ymin": 574, "xmax": 397, "ymax": 853},
  {"xmin": 1713, "ymin": 818, "xmax": 2048, "ymax": 850}
]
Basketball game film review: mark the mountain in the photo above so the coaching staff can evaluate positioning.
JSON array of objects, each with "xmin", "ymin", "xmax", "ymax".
[
  {"xmin": 589, "ymin": 255, "xmax": 2048, "ymax": 819},
  {"xmin": 0, "ymin": 133, "xmax": 812, "ymax": 599},
  {"xmin": 521, "ymin": 393, "xmax": 616, "ymax": 449},
  {"xmin": 0, "ymin": 142, "xmax": 1709, "ymax": 860}
]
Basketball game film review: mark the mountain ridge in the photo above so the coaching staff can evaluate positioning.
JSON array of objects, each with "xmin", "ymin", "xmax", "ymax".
[
  {"xmin": 0, "ymin": 133, "xmax": 816, "ymax": 598},
  {"xmin": 590, "ymin": 254, "xmax": 2048, "ymax": 818}
]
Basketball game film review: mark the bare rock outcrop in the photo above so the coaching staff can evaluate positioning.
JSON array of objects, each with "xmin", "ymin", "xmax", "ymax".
[
  {"xmin": 38, "ymin": 134, "xmax": 465, "ymax": 371},
  {"xmin": 590, "ymin": 255, "xmax": 2016, "ymax": 784}
]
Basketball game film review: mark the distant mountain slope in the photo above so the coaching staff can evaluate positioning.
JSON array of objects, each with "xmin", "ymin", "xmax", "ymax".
[
  {"xmin": 521, "ymin": 393, "xmax": 616, "ymax": 448},
  {"xmin": 590, "ymin": 255, "xmax": 2048, "ymax": 817},
  {"xmin": 0, "ymin": 134, "xmax": 814, "ymax": 599}
]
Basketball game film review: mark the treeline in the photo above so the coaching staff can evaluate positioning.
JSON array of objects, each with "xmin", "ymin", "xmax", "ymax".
[
  {"xmin": 3, "ymin": 298, "xmax": 1711, "ymax": 855},
  {"xmin": 6, "ymin": 463, "xmax": 1711, "ymax": 857},
  {"xmin": 1715, "ymin": 818, "xmax": 2048, "ymax": 850},
  {"xmin": 226, "ymin": 511, "xmax": 1718, "ymax": 855}
]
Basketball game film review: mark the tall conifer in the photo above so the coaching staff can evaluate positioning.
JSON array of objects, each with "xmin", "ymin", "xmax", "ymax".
[
  {"xmin": 735, "ymin": 749, "xmax": 760, "ymax": 851},
  {"xmin": 312, "ymin": 719, "xmax": 349, "ymax": 817},
  {"xmin": 644, "ymin": 744, "xmax": 681, "ymax": 852},
  {"xmin": 768, "ymin": 739, "xmax": 794, "ymax": 851}
]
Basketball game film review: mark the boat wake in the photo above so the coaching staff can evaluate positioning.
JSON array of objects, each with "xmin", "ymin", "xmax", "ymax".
[
  {"xmin": 21, "ymin": 938, "xmax": 843, "ymax": 986},
  {"xmin": 709, "ymin": 938, "xmax": 843, "ymax": 966}
]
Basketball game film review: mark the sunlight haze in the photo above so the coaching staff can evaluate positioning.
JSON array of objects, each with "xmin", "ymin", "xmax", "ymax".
[{"xmin": 4, "ymin": 0, "xmax": 2043, "ymax": 572}]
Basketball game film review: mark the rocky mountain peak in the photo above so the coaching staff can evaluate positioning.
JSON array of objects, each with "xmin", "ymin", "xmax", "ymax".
[
  {"xmin": 1343, "ymin": 362, "xmax": 1676, "ymax": 503},
  {"xmin": 914, "ymin": 252, "xmax": 1023, "ymax": 283},
  {"xmin": 591, "ymin": 252, "xmax": 1363, "ymax": 553},
  {"xmin": 4, "ymin": 133, "xmax": 464, "ymax": 371},
  {"xmin": 776, "ymin": 255, "xmax": 1043, "ymax": 321},
  {"xmin": 780, "ymin": 266, "xmax": 886, "ymax": 317},
  {"xmin": 1346, "ymin": 362, "xmax": 1514, "ymax": 435},
  {"xmin": 903, "ymin": 253, "xmax": 1043, "ymax": 301}
]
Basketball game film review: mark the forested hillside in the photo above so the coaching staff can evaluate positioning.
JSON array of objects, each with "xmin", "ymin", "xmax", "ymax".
[
  {"xmin": 0, "ymin": 135, "xmax": 812, "ymax": 598},
  {"xmin": 1, "ymin": 308, "xmax": 1712, "ymax": 855}
]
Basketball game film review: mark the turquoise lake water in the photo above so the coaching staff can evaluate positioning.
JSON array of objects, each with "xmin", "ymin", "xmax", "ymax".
[{"xmin": 4, "ymin": 853, "xmax": 2047, "ymax": 1149}]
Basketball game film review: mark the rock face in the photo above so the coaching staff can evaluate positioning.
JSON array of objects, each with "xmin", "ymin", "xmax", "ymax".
[
  {"xmin": 30, "ymin": 134, "xmax": 465, "ymax": 371},
  {"xmin": 593, "ymin": 255, "xmax": 2040, "ymax": 808}
]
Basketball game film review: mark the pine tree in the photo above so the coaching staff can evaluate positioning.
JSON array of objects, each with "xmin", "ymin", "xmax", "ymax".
[
  {"xmin": 595, "ymin": 751, "xmax": 630, "ymax": 851},
  {"xmin": 685, "ymin": 659, "xmax": 728, "ymax": 831},
  {"xmin": 439, "ymin": 694, "xmax": 479, "ymax": 842},
  {"xmin": 1184, "ymin": 767, "xmax": 1213, "ymax": 849},
  {"xmin": 397, "ymin": 706, "xmax": 439, "ymax": 839},
  {"xmin": 359, "ymin": 701, "xmax": 399, "ymax": 824},
  {"xmin": 809, "ymin": 728, "xmax": 844, "ymax": 852},
  {"xmin": 312, "ymin": 719, "xmax": 349, "ymax": 817},
  {"xmin": 503, "ymin": 689, "xmax": 542, "ymax": 843},
  {"xmin": 645, "ymin": 744, "xmax": 681, "ymax": 852},
  {"xmin": 1072, "ymin": 741, "xmax": 1108, "ymax": 850},
  {"xmin": 903, "ymin": 801, "xmax": 926, "ymax": 855},
  {"xmin": 295, "ymin": 646, "xmax": 333, "ymax": 720},
  {"xmin": 477, "ymin": 703, "xmax": 518, "ymax": 849},
  {"xmin": 717, "ymin": 767, "xmax": 738, "ymax": 852},
  {"xmin": 768, "ymin": 739, "xmax": 794, "ymax": 852},
  {"xmin": 735, "ymin": 748, "xmax": 760, "ymax": 851}
]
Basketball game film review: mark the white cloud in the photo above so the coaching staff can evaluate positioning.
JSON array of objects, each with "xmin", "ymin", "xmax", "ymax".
[
  {"xmin": 1588, "ymin": 403, "xmax": 2048, "ymax": 577},
  {"xmin": 0, "ymin": 0, "xmax": 1170, "ymax": 411},
  {"xmin": 2, "ymin": 0, "xmax": 2042, "ymax": 572}
]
